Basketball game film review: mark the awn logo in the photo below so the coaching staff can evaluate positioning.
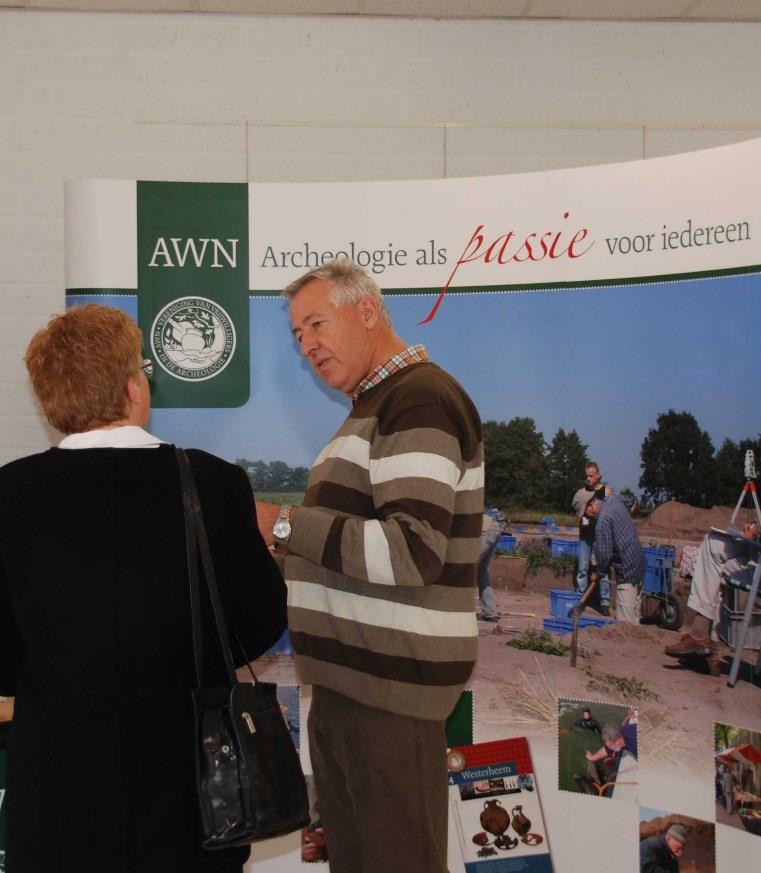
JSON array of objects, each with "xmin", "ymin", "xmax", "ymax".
[{"xmin": 151, "ymin": 296, "xmax": 236, "ymax": 382}]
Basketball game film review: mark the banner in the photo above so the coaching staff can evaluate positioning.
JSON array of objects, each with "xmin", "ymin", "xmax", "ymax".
[{"xmin": 63, "ymin": 139, "xmax": 761, "ymax": 873}]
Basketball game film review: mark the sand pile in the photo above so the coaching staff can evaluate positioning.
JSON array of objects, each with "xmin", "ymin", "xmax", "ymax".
[{"xmin": 637, "ymin": 501, "xmax": 735, "ymax": 542}]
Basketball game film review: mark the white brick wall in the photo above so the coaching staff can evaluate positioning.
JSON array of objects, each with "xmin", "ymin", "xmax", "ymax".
[{"xmin": 1, "ymin": 10, "xmax": 760, "ymax": 461}]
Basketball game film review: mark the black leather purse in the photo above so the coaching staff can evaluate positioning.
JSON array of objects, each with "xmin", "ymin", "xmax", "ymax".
[{"xmin": 176, "ymin": 448, "xmax": 309, "ymax": 850}]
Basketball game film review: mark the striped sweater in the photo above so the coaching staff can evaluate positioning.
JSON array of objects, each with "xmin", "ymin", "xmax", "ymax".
[{"xmin": 286, "ymin": 361, "xmax": 484, "ymax": 721}]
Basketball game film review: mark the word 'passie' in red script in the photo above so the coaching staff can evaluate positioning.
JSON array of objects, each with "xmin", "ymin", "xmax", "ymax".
[{"xmin": 420, "ymin": 211, "xmax": 594, "ymax": 323}]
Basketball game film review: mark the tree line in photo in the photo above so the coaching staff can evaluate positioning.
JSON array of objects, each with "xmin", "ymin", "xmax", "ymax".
[
  {"xmin": 235, "ymin": 458, "xmax": 310, "ymax": 494},
  {"xmin": 484, "ymin": 409, "xmax": 761, "ymax": 512},
  {"xmin": 234, "ymin": 408, "xmax": 760, "ymax": 511}
]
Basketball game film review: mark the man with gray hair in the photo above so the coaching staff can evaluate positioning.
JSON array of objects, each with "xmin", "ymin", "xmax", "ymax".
[
  {"xmin": 257, "ymin": 259, "xmax": 484, "ymax": 873},
  {"xmin": 640, "ymin": 824, "xmax": 688, "ymax": 873},
  {"xmin": 574, "ymin": 712, "xmax": 638, "ymax": 795}
]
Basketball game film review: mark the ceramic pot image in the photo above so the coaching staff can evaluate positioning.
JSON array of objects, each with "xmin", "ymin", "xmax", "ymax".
[
  {"xmin": 480, "ymin": 799, "xmax": 510, "ymax": 837},
  {"xmin": 511, "ymin": 805, "xmax": 531, "ymax": 837}
]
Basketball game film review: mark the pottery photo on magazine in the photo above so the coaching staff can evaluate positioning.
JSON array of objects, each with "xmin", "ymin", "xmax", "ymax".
[{"xmin": 448, "ymin": 738, "xmax": 552, "ymax": 873}]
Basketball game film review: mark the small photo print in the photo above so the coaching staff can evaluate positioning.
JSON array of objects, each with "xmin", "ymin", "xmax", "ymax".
[
  {"xmin": 713, "ymin": 720, "xmax": 761, "ymax": 837},
  {"xmin": 301, "ymin": 775, "xmax": 328, "ymax": 864},
  {"xmin": 557, "ymin": 697, "xmax": 638, "ymax": 802},
  {"xmin": 458, "ymin": 774, "xmax": 522, "ymax": 802},
  {"xmin": 276, "ymin": 684, "xmax": 301, "ymax": 751},
  {"xmin": 639, "ymin": 809, "xmax": 715, "ymax": 873},
  {"xmin": 446, "ymin": 689, "xmax": 474, "ymax": 748}
]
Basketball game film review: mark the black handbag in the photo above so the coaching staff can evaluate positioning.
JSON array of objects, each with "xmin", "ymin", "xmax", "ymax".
[{"xmin": 176, "ymin": 448, "xmax": 309, "ymax": 850}]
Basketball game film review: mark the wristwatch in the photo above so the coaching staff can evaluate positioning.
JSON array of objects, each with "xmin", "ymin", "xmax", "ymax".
[{"xmin": 272, "ymin": 505, "xmax": 292, "ymax": 544}]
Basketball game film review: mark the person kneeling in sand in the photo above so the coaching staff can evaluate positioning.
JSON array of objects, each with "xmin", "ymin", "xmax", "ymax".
[
  {"xmin": 665, "ymin": 521, "xmax": 758, "ymax": 661},
  {"xmin": 574, "ymin": 719, "xmax": 637, "ymax": 794}
]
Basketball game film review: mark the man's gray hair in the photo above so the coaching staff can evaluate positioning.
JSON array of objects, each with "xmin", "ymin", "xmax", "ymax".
[
  {"xmin": 601, "ymin": 724, "xmax": 623, "ymax": 744},
  {"xmin": 282, "ymin": 258, "xmax": 392, "ymax": 325},
  {"xmin": 666, "ymin": 824, "xmax": 688, "ymax": 847}
]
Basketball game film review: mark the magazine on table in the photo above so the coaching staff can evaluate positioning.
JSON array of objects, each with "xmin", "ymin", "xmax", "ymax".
[{"xmin": 448, "ymin": 738, "xmax": 552, "ymax": 873}]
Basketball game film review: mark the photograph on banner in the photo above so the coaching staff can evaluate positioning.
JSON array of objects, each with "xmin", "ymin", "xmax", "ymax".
[
  {"xmin": 639, "ymin": 808, "xmax": 715, "ymax": 873},
  {"xmin": 447, "ymin": 690, "xmax": 475, "ymax": 749},
  {"xmin": 557, "ymin": 699, "xmax": 638, "ymax": 802},
  {"xmin": 713, "ymin": 721, "xmax": 761, "ymax": 838},
  {"xmin": 275, "ymin": 685, "xmax": 302, "ymax": 752},
  {"xmin": 300, "ymin": 774, "xmax": 327, "ymax": 865}
]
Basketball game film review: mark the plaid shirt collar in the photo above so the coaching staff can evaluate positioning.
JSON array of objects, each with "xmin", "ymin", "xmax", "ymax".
[{"xmin": 351, "ymin": 344, "xmax": 429, "ymax": 404}]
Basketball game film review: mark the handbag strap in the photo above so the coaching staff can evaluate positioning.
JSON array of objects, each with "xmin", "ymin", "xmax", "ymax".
[
  {"xmin": 176, "ymin": 447, "xmax": 238, "ymax": 686},
  {"xmin": 178, "ymin": 449, "xmax": 204, "ymax": 687}
]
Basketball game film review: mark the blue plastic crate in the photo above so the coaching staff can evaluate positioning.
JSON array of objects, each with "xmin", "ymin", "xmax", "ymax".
[
  {"xmin": 497, "ymin": 534, "xmax": 517, "ymax": 553},
  {"xmin": 642, "ymin": 546, "xmax": 676, "ymax": 594},
  {"xmin": 543, "ymin": 616, "xmax": 615, "ymax": 634},
  {"xmin": 643, "ymin": 545, "xmax": 676, "ymax": 569},
  {"xmin": 550, "ymin": 589, "xmax": 581, "ymax": 618},
  {"xmin": 550, "ymin": 538, "xmax": 579, "ymax": 559}
]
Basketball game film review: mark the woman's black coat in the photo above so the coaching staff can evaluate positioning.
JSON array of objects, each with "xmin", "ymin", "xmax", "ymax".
[{"xmin": 0, "ymin": 445, "xmax": 287, "ymax": 873}]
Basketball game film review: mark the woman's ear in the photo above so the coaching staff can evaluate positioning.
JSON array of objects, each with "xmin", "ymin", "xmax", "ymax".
[{"xmin": 126, "ymin": 375, "xmax": 141, "ymax": 408}]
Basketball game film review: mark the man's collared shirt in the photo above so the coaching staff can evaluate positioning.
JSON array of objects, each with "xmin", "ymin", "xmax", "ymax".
[
  {"xmin": 592, "ymin": 494, "xmax": 645, "ymax": 584},
  {"xmin": 351, "ymin": 344, "xmax": 429, "ymax": 405}
]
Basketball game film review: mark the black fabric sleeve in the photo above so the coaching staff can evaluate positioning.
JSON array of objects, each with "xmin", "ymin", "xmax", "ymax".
[
  {"xmin": 199, "ymin": 457, "xmax": 287, "ymax": 666},
  {"xmin": 0, "ymin": 554, "xmax": 22, "ymax": 696},
  {"xmin": 228, "ymin": 465, "xmax": 288, "ymax": 664}
]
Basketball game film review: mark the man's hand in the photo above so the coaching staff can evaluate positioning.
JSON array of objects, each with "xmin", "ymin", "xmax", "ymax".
[{"xmin": 741, "ymin": 521, "xmax": 759, "ymax": 541}]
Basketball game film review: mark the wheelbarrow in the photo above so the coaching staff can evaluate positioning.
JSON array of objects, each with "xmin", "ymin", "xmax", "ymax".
[{"xmin": 640, "ymin": 546, "xmax": 684, "ymax": 631}]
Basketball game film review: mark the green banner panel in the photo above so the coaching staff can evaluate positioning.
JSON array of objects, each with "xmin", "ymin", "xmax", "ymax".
[{"xmin": 137, "ymin": 182, "xmax": 249, "ymax": 408}]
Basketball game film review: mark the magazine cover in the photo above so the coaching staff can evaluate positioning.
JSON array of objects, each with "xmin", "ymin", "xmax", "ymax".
[{"xmin": 448, "ymin": 738, "xmax": 552, "ymax": 873}]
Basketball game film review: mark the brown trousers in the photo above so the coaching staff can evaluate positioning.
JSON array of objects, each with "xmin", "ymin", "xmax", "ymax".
[{"xmin": 308, "ymin": 686, "xmax": 449, "ymax": 873}]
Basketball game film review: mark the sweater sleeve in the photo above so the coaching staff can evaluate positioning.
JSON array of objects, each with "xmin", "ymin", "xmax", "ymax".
[{"xmin": 289, "ymin": 401, "xmax": 483, "ymax": 588}]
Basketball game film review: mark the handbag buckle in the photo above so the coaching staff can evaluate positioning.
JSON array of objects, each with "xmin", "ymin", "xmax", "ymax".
[{"xmin": 242, "ymin": 711, "xmax": 256, "ymax": 734}]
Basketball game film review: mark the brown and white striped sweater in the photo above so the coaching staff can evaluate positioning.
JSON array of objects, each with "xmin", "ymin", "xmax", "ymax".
[{"xmin": 286, "ymin": 361, "xmax": 484, "ymax": 721}]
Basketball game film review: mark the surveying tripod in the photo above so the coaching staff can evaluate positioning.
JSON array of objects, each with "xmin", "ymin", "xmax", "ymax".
[
  {"xmin": 727, "ymin": 450, "xmax": 761, "ymax": 687},
  {"xmin": 730, "ymin": 450, "xmax": 761, "ymax": 528}
]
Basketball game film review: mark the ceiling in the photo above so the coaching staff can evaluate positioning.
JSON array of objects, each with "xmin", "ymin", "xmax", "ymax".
[{"xmin": 1, "ymin": 0, "xmax": 761, "ymax": 22}]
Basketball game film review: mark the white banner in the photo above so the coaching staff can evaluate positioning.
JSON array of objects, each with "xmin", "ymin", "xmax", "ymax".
[{"xmin": 64, "ymin": 139, "xmax": 761, "ymax": 873}]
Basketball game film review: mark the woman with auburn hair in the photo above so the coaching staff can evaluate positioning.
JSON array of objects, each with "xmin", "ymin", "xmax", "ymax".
[{"xmin": 0, "ymin": 304, "xmax": 287, "ymax": 873}]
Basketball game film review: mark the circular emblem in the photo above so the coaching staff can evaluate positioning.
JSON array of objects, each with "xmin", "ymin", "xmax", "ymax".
[
  {"xmin": 151, "ymin": 296, "xmax": 236, "ymax": 382},
  {"xmin": 447, "ymin": 750, "xmax": 467, "ymax": 772}
]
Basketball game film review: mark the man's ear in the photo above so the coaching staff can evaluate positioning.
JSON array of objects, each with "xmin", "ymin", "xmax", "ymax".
[{"xmin": 359, "ymin": 296, "xmax": 380, "ymax": 329}]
